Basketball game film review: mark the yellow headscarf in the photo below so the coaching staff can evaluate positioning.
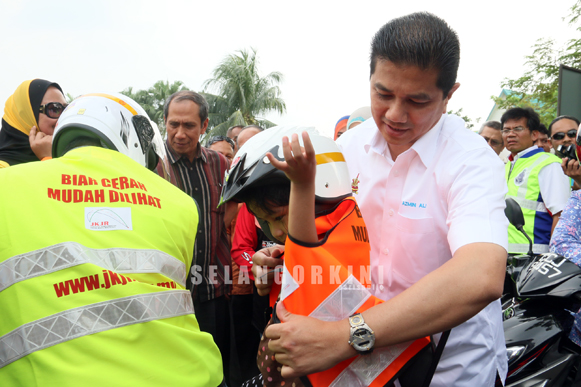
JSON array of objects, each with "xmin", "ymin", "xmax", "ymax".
[{"xmin": 3, "ymin": 79, "xmax": 37, "ymax": 136}]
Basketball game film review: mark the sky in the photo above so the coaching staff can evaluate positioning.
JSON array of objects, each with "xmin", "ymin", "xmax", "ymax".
[{"xmin": 0, "ymin": 0, "xmax": 578, "ymax": 138}]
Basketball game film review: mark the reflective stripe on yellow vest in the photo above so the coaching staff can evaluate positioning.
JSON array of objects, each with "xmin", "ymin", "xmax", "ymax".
[
  {"xmin": 282, "ymin": 197, "xmax": 430, "ymax": 387},
  {"xmin": 505, "ymin": 149, "xmax": 563, "ymax": 254},
  {"xmin": 0, "ymin": 146, "xmax": 222, "ymax": 387}
]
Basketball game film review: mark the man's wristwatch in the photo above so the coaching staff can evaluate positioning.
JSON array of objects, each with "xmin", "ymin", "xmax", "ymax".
[{"xmin": 348, "ymin": 313, "xmax": 375, "ymax": 355}]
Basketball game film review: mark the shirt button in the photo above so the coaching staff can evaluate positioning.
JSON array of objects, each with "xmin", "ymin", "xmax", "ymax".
[
  {"xmin": 389, "ymin": 209, "xmax": 394, "ymax": 216},
  {"xmin": 198, "ymin": 250, "xmax": 202, "ymax": 254},
  {"xmin": 382, "ymin": 248, "xmax": 389, "ymax": 255},
  {"xmin": 198, "ymin": 229, "xmax": 202, "ymax": 233},
  {"xmin": 393, "ymin": 170, "xmax": 399, "ymax": 177},
  {"xmin": 379, "ymin": 284, "xmax": 385, "ymax": 292},
  {"xmin": 195, "ymin": 187, "xmax": 198, "ymax": 191}
]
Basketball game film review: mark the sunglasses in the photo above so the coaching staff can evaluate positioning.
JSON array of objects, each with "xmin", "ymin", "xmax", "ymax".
[
  {"xmin": 552, "ymin": 129, "xmax": 577, "ymax": 141},
  {"xmin": 208, "ymin": 135, "xmax": 235, "ymax": 149},
  {"xmin": 39, "ymin": 102, "xmax": 68, "ymax": 119}
]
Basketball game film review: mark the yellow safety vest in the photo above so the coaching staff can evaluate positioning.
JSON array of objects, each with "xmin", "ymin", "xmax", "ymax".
[
  {"xmin": 0, "ymin": 146, "xmax": 222, "ymax": 387},
  {"xmin": 505, "ymin": 149, "xmax": 563, "ymax": 254}
]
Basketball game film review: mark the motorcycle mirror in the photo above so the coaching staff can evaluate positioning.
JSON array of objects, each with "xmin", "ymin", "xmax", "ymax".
[
  {"xmin": 505, "ymin": 198, "xmax": 525, "ymax": 229},
  {"xmin": 505, "ymin": 198, "xmax": 534, "ymax": 256}
]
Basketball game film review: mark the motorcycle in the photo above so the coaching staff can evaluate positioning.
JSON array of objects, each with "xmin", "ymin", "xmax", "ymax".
[{"xmin": 500, "ymin": 198, "xmax": 581, "ymax": 387}]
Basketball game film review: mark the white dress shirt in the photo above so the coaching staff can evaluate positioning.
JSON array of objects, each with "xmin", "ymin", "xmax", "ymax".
[{"xmin": 337, "ymin": 114, "xmax": 508, "ymax": 387}]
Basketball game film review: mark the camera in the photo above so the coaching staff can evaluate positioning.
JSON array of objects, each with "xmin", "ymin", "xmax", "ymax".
[{"xmin": 556, "ymin": 144, "xmax": 578, "ymax": 161}]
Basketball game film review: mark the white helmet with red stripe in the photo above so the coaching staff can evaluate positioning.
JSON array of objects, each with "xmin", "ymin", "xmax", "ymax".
[
  {"xmin": 220, "ymin": 125, "xmax": 352, "ymax": 204},
  {"xmin": 52, "ymin": 93, "xmax": 168, "ymax": 174}
]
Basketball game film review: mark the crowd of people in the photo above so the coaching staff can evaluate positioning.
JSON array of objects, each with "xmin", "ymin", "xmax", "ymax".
[{"xmin": 4, "ymin": 9, "xmax": 581, "ymax": 387}]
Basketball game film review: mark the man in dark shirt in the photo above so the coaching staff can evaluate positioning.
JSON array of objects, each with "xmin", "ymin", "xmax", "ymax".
[{"xmin": 157, "ymin": 90, "xmax": 231, "ymax": 383}]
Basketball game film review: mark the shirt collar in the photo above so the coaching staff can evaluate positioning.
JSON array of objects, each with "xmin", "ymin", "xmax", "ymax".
[
  {"xmin": 165, "ymin": 140, "xmax": 206, "ymax": 164},
  {"xmin": 365, "ymin": 114, "xmax": 445, "ymax": 167},
  {"xmin": 508, "ymin": 145, "xmax": 540, "ymax": 162}
]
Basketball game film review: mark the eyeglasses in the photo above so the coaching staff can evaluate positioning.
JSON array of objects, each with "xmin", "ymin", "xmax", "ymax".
[
  {"xmin": 501, "ymin": 126, "xmax": 526, "ymax": 135},
  {"xmin": 208, "ymin": 135, "xmax": 235, "ymax": 149},
  {"xmin": 39, "ymin": 102, "xmax": 68, "ymax": 119},
  {"xmin": 482, "ymin": 136, "xmax": 502, "ymax": 147},
  {"xmin": 552, "ymin": 129, "xmax": 577, "ymax": 141}
]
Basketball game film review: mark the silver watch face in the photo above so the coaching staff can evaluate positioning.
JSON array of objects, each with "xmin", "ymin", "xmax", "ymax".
[{"xmin": 351, "ymin": 327, "xmax": 375, "ymax": 351}]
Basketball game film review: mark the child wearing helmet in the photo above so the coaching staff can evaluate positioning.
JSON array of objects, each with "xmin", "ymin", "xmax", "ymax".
[{"xmin": 221, "ymin": 127, "xmax": 432, "ymax": 387}]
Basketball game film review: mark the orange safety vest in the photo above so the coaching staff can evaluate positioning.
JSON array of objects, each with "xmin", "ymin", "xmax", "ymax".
[{"xmin": 281, "ymin": 197, "xmax": 431, "ymax": 387}]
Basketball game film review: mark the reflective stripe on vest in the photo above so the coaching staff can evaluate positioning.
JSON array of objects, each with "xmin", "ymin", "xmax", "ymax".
[
  {"xmin": 508, "ymin": 243, "xmax": 550, "ymax": 254},
  {"xmin": 0, "ymin": 241, "xmax": 187, "ymax": 292},
  {"xmin": 329, "ymin": 340, "xmax": 429, "ymax": 387},
  {"xmin": 0, "ymin": 290, "xmax": 193, "ymax": 369},
  {"xmin": 309, "ymin": 274, "xmax": 371, "ymax": 322},
  {"xmin": 506, "ymin": 151, "xmax": 561, "ymax": 254},
  {"xmin": 282, "ymin": 198, "xmax": 430, "ymax": 387}
]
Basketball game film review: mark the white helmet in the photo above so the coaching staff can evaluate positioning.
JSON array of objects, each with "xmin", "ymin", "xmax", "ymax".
[
  {"xmin": 52, "ymin": 93, "xmax": 168, "ymax": 175},
  {"xmin": 220, "ymin": 125, "xmax": 352, "ymax": 205}
]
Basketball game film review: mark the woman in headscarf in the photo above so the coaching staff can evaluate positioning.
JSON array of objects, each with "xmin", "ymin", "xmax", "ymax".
[
  {"xmin": 346, "ymin": 106, "xmax": 372, "ymax": 130},
  {"xmin": 0, "ymin": 79, "xmax": 67, "ymax": 168},
  {"xmin": 333, "ymin": 115, "xmax": 349, "ymax": 140}
]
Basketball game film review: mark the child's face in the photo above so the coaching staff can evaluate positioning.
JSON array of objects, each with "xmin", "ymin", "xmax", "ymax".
[{"xmin": 248, "ymin": 202, "xmax": 289, "ymax": 243}]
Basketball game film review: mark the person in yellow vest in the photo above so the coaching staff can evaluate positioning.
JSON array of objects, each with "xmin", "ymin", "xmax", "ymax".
[
  {"xmin": 220, "ymin": 126, "xmax": 434, "ymax": 387},
  {"xmin": 0, "ymin": 93, "xmax": 223, "ymax": 387},
  {"xmin": 502, "ymin": 107, "xmax": 571, "ymax": 254}
]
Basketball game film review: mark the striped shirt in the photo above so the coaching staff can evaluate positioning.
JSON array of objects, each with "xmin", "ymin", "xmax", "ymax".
[{"xmin": 157, "ymin": 141, "xmax": 231, "ymax": 302}]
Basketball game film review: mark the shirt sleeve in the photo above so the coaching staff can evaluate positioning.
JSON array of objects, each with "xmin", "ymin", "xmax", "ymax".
[
  {"xmin": 231, "ymin": 204, "xmax": 258, "ymax": 280},
  {"xmin": 538, "ymin": 162, "xmax": 571, "ymax": 215},
  {"xmin": 550, "ymin": 191, "xmax": 581, "ymax": 265},
  {"xmin": 446, "ymin": 148, "xmax": 509, "ymax": 254}
]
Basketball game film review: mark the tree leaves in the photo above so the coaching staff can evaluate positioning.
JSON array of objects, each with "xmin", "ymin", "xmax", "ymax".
[
  {"xmin": 492, "ymin": 1, "xmax": 581, "ymax": 126},
  {"xmin": 120, "ymin": 80, "xmax": 189, "ymax": 137},
  {"xmin": 202, "ymin": 48, "xmax": 286, "ymax": 139}
]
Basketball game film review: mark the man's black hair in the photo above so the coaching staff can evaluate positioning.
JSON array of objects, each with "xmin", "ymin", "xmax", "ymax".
[
  {"xmin": 163, "ymin": 90, "xmax": 209, "ymax": 123},
  {"xmin": 548, "ymin": 115, "xmax": 580, "ymax": 136},
  {"xmin": 538, "ymin": 123, "xmax": 549, "ymax": 136},
  {"xmin": 370, "ymin": 12, "xmax": 460, "ymax": 97},
  {"xmin": 500, "ymin": 107, "xmax": 541, "ymax": 132}
]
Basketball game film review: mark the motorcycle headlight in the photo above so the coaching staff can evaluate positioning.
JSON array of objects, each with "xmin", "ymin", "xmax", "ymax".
[{"xmin": 507, "ymin": 345, "xmax": 526, "ymax": 365}]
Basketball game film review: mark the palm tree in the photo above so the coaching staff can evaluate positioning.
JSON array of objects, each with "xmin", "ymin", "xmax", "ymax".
[
  {"xmin": 202, "ymin": 48, "xmax": 286, "ymax": 138},
  {"xmin": 121, "ymin": 80, "xmax": 189, "ymax": 137}
]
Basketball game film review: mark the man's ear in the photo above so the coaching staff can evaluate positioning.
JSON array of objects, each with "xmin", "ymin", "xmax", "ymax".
[
  {"xmin": 442, "ymin": 83, "xmax": 460, "ymax": 113},
  {"xmin": 531, "ymin": 130, "xmax": 540, "ymax": 142},
  {"xmin": 201, "ymin": 118, "xmax": 209, "ymax": 134},
  {"xmin": 447, "ymin": 83, "xmax": 461, "ymax": 101}
]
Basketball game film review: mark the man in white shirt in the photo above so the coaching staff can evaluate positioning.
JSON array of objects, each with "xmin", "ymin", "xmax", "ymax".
[
  {"xmin": 502, "ymin": 107, "xmax": 570, "ymax": 254},
  {"xmin": 254, "ymin": 12, "xmax": 508, "ymax": 386}
]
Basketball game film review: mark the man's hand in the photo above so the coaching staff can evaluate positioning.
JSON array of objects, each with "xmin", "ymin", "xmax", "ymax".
[
  {"xmin": 252, "ymin": 245, "xmax": 284, "ymax": 296},
  {"xmin": 266, "ymin": 302, "xmax": 353, "ymax": 378},
  {"xmin": 562, "ymin": 157, "xmax": 581, "ymax": 186},
  {"xmin": 29, "ymin": 126, "xmax": 52, "ymax": 160},
  {"xmin": 266, "ymin": 132, "xmax": 316, "ymax": 187}
]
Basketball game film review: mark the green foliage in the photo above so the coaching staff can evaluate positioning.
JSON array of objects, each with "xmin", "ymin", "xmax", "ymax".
[
  {"xmin": 492, "ymin": 1, "xmax": 581, "ymax": 126},
  {"xmin": 202, "ymin": 48, "xmax": 286, "ymax": 139},
  {"xmin": 65, "ymin": 93, "xmax": 76, "ymax": 104},
  {"xmin": 120, "ymin": 80, "xmax": 189, "ymax": 137},
  {"xmin": 447, "ymin": 108, "xmax": 479, "ymax": 129}
]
